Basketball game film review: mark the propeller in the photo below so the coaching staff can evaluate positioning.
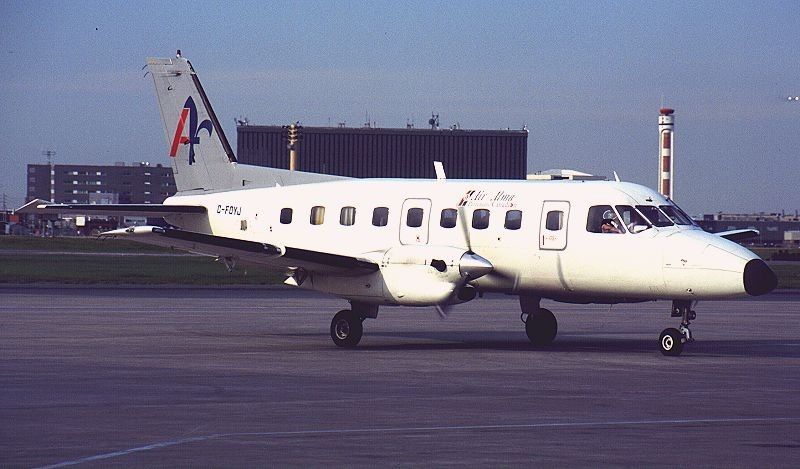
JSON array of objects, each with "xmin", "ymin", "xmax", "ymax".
[{"xmin": 435, "ymin": 205, "xmax": 492, "ymax": 318}]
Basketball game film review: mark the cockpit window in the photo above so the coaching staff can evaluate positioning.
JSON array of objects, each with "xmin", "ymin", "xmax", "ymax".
[
  {"xmin": 615, "ymin": 205, "xmax": 651, "ymax": 233},
  {"xmin": 587, "ymin": 205, "xmax": 625, "ymax": 234},
  {"xmin": 636, "ymin": 205, "xmax": 674, "ymax": 227},
  {"xmin": 660, "ymin": 204, "xmax": 696, "ymax": 226}
]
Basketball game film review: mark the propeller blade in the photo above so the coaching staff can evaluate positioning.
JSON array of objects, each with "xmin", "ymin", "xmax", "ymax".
[
  {"xmin": 457, "ymin": 205, "xmax": 472, "ymax": 252},
  {"xmin": 434, "ymin": 304, "xmax": 451, "ymax": 319}
]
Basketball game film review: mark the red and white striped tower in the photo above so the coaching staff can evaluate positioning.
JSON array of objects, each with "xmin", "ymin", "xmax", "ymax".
[{"xmin": 658, "ymin": 108, "xmax": 675, "ymax": 199}]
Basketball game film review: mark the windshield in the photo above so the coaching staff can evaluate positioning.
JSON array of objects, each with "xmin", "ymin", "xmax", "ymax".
[
  {"xmin": 636, "ymin": 205, "xmax": 674, "ymax": 227},
  {"xmin": 661, "ymin": 203, "xmax": 697, "ymax": 226},
  {"xmin": 660, "ymin": 205, "xmax": 693, "ymax": 225},
  {"xmin": 615, "ymin": 205, "xmax": 651, "ymax": 233}
]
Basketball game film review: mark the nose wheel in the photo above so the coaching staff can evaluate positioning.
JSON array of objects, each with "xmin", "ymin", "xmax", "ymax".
[{"xmin": 659, "ymin": 300, "xmax": 696, "ymax": 356}]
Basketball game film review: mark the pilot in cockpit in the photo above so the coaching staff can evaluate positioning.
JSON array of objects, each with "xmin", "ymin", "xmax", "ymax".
[{"xmin": 600, "ymin": 210, "xmax": 623, "ymax": 234}]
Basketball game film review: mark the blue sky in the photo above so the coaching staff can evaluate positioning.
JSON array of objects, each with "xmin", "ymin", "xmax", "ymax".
[{"xmin": 1, "ymin": 0, "xmax": 798, "ymax": 214}]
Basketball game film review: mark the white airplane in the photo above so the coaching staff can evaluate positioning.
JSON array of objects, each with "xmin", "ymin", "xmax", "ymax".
[{"xmin": 27, "ymin": 52, "xmax": 778, "ymax": 356}]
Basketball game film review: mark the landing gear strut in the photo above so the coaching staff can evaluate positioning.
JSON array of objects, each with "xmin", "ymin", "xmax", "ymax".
[
  {"xmin": 659, "ymin": 300, "xmax": 696, "ymax": 356},
  {"xmin": 520, "ymin": 296, "xmax": 558, "ymax": 346}
]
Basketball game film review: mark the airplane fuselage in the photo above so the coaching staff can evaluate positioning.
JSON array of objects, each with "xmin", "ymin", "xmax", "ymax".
[{"xmin": 162, "ymin": 178, "xmax": 765, "ymax": 306}]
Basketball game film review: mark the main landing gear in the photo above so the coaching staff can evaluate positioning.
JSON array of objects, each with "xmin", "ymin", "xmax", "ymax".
[
  {"xmin": 329, "ymin": 303, "xmax": 379, "ymax": 348},
  {"xmin": 659, "ymin": 300, "xmax": 696, "ymax": 356},
  {"xmin": 330, "ymin": 310, "xmax": 363, "ymax": 348},
  {"xmin": 520, "ymin": 296, "xmax": 558, "ymax": 346}
]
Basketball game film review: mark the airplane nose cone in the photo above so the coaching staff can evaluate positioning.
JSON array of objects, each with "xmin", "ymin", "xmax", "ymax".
[{"xmin": 743, "ymin": 259, "xmax": 778, "ymax": 296}]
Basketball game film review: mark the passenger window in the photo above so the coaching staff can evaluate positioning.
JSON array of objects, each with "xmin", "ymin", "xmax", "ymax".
[
  {"xmin": 636, "ymin": 205, "xmax": 674, "ymax": 227},
  {"xmin": 279, "ymin": 208, "xmax": 293, "ymax": 224},
  {"xmin": 340, "ymin": 206, "xmax": 356, "ymax": 226},
  {"xmin": 472, "ymin": 209, "xmax": 490, "ymax": 230},
  {"xmin": 504, "ymin": 210, "xmax": 522, "ymax": 230},
  {"xmin": 615, "ymin": 205, "xmax": 651, "ymax": 233},
  {"xmin": 587, "ymin": 205, "xmax": 624, "ymax": 234},
  {"xmin": 310, "ymin": 206, "xmax": 325, "ymax": 225},
  {"xmin": 372, "ymin": 207, "xmax": 389, "ymax": 227},
  {"xmin": 440, "ymin": 208, "xmax": 457, "ymax": 228},
  {"xmin": 406, "ymin": 208, "xmax": 424, "ymax": 228},
  {"xmin": 545, "ymin": 211, "xmax": 563, "ymax": 231}
]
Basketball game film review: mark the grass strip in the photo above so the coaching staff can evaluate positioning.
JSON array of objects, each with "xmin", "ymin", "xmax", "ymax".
[{"xmin": 0, "ymin": 254, "xmax": 282, "ymax": 285}]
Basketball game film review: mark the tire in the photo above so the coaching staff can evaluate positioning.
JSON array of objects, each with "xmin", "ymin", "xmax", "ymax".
[
  {"xmin": 330, "ymin": 310, "xmax": 363, "ymax": 348},
  {"xmin": 525, "ymin": 308, "xmax": 557, "ymax": 346},
  {"xmin": 659, "ymin": 328, "xmax": 684, "ymax": 356}
]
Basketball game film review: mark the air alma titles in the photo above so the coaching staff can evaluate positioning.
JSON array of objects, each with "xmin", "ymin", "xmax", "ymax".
[{"xmin": 458, "ymin": 189, "xmax": 517, "ymax": 208}]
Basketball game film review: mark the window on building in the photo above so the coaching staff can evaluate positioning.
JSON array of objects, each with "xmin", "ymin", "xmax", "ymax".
[
  {"xmin": 310, "ymin": 206, "xmax": 325, "ymax": 225},
  {"xmin": 280, "ymin": 208, "xmax": 293, "ymax": 224},
  {"xmin": 406, "ymin": 208, "xmax": 424, "ymax": 228},
  {"xmin": 372, "ymin": 207, "xmax": 389, "ymax": 227},
  {"xmin": 504, "ymin": 210, "xmax": 522, "ymax": 230},
  {"xmin": 340, "ymin": 206, "xmax": 356, "ymax": 226},
  {"xmin": 472, "ymin": 209, "xmax": 490, "ymax": 230},
  {"xmin": 440, "ymin": 208, "xmax": 457, "ymax": 228},
  {"xmin": 545, "ymin": 211, "xmax": 563, "ymax": 231}
]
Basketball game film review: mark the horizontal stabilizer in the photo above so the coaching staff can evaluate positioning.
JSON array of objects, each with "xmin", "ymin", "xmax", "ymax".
[
  {"xmin": 716, "ymin": 229, "xmax": 760, "ymax": 242},
  {"xmin": 17, "ymin": 199, "xmax": 206, "ymax": 217}
]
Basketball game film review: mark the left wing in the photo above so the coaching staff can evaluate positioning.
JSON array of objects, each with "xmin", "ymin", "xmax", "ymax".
[
  {"xmin": 100, "ymin": 226, "xmax": 379, "ymax": 276},
  {"xmin": 16, "ymin": 199, "xmax": 206, "ymax": 218}
]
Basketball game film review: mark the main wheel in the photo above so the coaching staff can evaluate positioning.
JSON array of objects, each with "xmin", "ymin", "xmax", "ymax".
[
  {"xmin": 525, "ymin": 308, "xmax": 557, "ymax": 346},
  {"xmin": 330, "ymin": 310, "xmax": 363, "ymax": 348},
  {"xmin": 659, "ymin": 328, "xmax": 684, "ymax": 356}
]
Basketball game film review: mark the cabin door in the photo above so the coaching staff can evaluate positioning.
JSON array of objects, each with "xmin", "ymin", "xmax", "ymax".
[
  {"xmin": 399, "ymin": 198, "xmax": 432, "ymax": 245},
  {"xmin": 539, "ymin": 201, "xmax": 570, "ymax": 250}
]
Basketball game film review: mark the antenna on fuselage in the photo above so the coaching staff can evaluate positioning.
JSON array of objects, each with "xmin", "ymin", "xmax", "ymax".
[
  {"xmin": 434, "ymin": 161, "xmax": 446, "ymax": 180},
  {"xmin": 613, "ymin": 171, "xmax": 621, "ymax": 182}
]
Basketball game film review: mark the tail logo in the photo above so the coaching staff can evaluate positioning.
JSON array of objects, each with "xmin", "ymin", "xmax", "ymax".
[{"xmin": 169, "ymin": 97, "xmax": 213, "ymax": 165}]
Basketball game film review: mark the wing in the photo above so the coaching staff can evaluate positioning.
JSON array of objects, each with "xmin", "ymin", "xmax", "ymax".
[
  {"xmin": 100, "ymin": 226, "xmax": 379, "ymax": 276},
  {"xmin": 715, "ymin": 229, "xmax": 760, "ymax": 242},
  {"xmin": 16, "ymin": 199, "xmax": 206, "ymax": 218}
]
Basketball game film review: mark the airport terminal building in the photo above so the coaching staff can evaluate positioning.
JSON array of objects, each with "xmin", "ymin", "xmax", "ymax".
[
  {"xmin": 26, "ymin": 162, "xmax": 176, "ymax": 205},
  {"xmin": 236, "ymin": 124, "xmax": 528, "ymax": 179}
]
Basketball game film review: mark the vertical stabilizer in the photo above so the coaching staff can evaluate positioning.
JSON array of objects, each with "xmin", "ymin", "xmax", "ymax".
[
  {"xmin": 147, "ymin": 53, "xmax": 348, "ymax": 192},
  {"xmin": 147, "ymin": 54, "xmax": 237, "ymax": 192}
]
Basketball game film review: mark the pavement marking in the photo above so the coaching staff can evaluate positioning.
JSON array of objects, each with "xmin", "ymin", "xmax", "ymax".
[{"xmin": 36, "ymin": 416, "xmax": 800, "ymax": 469}]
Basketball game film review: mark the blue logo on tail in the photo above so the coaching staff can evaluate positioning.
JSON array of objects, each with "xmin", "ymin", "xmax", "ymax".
[{"xmin": 170, "ymin": 97, "xmax": 213, "ymax": 165}]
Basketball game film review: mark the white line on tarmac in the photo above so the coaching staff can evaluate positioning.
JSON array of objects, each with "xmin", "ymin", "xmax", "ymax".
[{"xmin": 36, "ymin": 416, "xmax": 800, "ymax": 469}]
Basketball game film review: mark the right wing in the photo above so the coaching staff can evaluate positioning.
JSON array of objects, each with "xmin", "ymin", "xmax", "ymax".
[
  {"xmin": 715, "ymin": 229, "xmax": 760, "ymax": 242},
  {"xmin": 100, "ymin": 226, "xmax": 379, "ymax": 276}
]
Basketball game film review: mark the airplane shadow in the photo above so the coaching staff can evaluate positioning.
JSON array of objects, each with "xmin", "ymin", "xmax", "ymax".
[{"xmin": 351, "ymin": 331, "xmax": 800, "ymax": 358}]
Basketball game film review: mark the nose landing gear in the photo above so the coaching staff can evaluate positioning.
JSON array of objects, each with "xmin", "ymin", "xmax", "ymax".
[{"xmin": 659, "ymin": 300, "xmax": 696, "ymax": 356}]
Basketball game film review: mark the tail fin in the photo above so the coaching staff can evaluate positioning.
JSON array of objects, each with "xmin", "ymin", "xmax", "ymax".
[
  {"xmin": 147, "ymin": 52, "xmax": 348, "ymax": 192},
  {"xmin": 147, "ymin": 54, "xmax": 239, "ymax": 192}
]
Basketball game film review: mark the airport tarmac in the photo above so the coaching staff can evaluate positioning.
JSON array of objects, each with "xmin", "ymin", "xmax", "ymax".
[{"xmin": 1, "ymin": 287, "xmax": 799, "ymax": 468}]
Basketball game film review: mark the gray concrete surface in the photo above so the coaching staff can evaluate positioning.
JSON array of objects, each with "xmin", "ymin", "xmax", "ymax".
[{"xmin": 1, "ymin": 287, "xmax": 799, "ymax": 468}]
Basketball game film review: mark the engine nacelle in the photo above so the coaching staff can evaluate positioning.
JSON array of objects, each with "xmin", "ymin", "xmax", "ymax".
[
  {"xmin": 304, "ymin": 245, "xmax": 492, "ymax": 306},
  {"xmin": 379, "ymin": 245, "xmax": 492, "ymax": 306}
]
